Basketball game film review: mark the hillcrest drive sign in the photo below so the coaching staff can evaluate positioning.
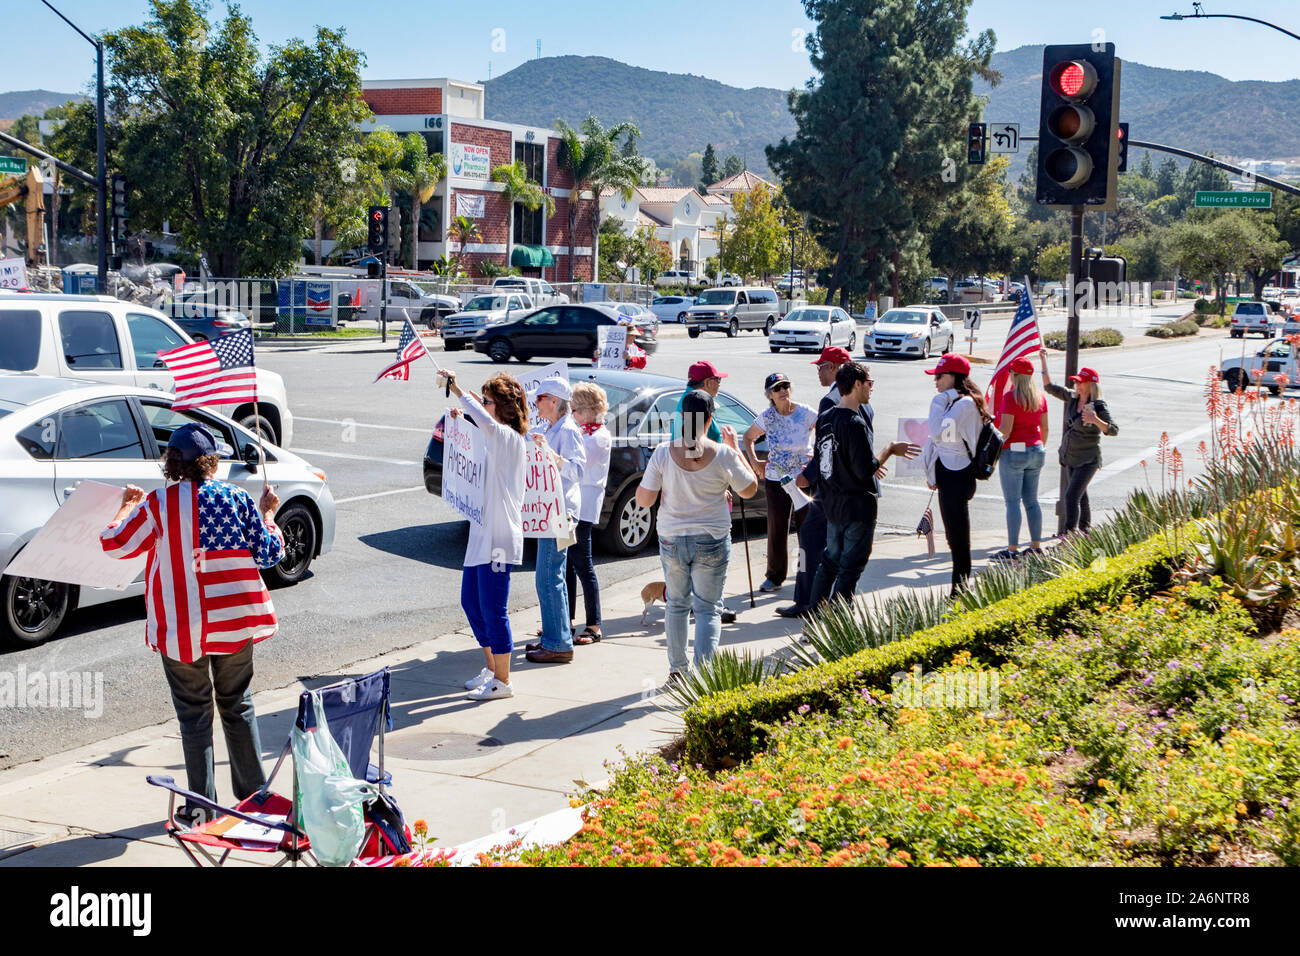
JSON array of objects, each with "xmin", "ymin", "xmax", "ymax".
[{"xmin": 1194, "ymin": 191, "xmax": 1272, "ymax": 208}]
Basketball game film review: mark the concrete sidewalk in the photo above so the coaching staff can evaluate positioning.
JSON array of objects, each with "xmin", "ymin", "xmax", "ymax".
[{"xmin": 0, "ymin": 526, "xmax": 1007, "ymax": 867}]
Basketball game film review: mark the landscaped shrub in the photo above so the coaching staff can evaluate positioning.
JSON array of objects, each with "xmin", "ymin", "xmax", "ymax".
[
  {"xmin": 1042, "ymin": 328, "xmax": 1124, "ymax": 350},
  {"xmin": 1145, "ymin": 319, "xmax": 1200, "ymax": 338},
  {"xmin": 1194, "ymin": 297, "xmax": 1213, "ymax": 313}
]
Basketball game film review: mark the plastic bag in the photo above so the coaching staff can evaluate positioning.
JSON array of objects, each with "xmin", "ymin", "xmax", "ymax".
[{"xmin": 292, "ymin": 690, "xmax": 374, "ymax": 866}]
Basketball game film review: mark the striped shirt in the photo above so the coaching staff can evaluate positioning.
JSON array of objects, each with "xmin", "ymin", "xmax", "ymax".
[{"xmin": 100, "ymin": 480, "xmax": 284, "ymax": 662}]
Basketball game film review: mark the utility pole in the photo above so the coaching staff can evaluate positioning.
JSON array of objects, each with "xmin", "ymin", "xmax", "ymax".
[{"xmin": 1058, "ymin": 204, "xmax": 1084, "ymax": 534}]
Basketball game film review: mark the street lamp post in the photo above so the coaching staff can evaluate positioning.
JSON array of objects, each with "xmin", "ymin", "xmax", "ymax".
[
  {"xmin": 40, "ymin": 1, "xmax": 107, "ymax": 290},
  {"xmin": 1160, "ymin": 5, "xmax": 1300, "ymax": 42}
]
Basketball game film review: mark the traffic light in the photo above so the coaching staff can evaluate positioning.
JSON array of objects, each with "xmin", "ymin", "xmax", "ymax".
[
  {"xmin": 1035, "ymin": 43, "xmax": 1121, "ymax": 210},
  {"xmin": 967, "ymin": 123, "xmax": 987, "ymax": 165},
  {"xmin": 1116, "ymin": 122, "xmax": 1129, "ymax": 174},
  {"xmin": 110, "ymin": 174, "xmax": 128, "ymax": 247},
  {"xmin": 367, "ymin": 205, "xmax": 389, "ymax": 254}
]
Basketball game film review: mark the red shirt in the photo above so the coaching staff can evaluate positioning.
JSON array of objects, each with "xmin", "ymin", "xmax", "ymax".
[{"xmin": 998, "ymin": 392, "xmax": 1047, "ymax": 446}]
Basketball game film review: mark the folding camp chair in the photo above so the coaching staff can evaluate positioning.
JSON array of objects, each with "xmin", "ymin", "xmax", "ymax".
[{"xmin": 147, "ymin": 667, "xmax": 394, "ymax": 867}]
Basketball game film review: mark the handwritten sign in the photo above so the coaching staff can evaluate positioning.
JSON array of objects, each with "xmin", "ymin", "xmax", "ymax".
[
  {"xmin": 6, "ymin": 481, "xmax": 145, "ymax": 589},
  {"xmin": 522, "ymin": 444, "xmax": 569, "ymax": 540},
  {"xmin": 515, "ymin": 362, "xmax": 569, "ymax": 425},
  {"xmin": 0, "ymin": 257, "xmax": 28, "ymax": 290},
  {"xmin": 596, "ymin": 325, "xmax": 627, "ymax": 369},
  {"xmin": 440, "ymin": 413, "xmax": 486, "ymax": 526},
  {"xmin": 894, "ymin": 418, "xmax": 930, "ymax": 479}
]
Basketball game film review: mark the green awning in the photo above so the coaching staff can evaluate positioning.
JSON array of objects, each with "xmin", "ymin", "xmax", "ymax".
[{"xmin": 510, "ymin": 244, "xmax": 555, "ymax": 268}]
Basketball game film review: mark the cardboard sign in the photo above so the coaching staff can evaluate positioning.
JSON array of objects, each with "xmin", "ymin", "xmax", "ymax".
[
  {"xmin": 596, "ymin": 325, "xmax": 627, "ymax": 369},
  {"xmin": 894, "ymin": 418, "xmax": 930, "ymax": 479},
  {"xmin": 522, "ymin": 444, "xmax": 569, "ymax": 540},
  {"xmin": 0, "ymin": 257, "xmax": 28, "ymax": 290},
  {"xmin": 440, "ymin": 413, "xmax": 486, "ymax": 527},
  {"xmin": 515, "ymin": 362, "xmax": 569, "ymax": 425},
  {"xmin": 6, "ymin": 481, "xmax": 145, "ymax": 589}
]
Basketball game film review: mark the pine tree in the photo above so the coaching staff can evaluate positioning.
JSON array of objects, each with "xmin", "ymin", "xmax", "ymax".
[
  {"xmin": 700, "ymin": 144, "xmax": 720, "ymax": 188},
  {"xmin": 1138, "ymin": 151, "xmax": 1154, "ymax": 181},
  {"xmin": 1155, "ymin": 157, "xmax": 1180, "ymax": 198}
]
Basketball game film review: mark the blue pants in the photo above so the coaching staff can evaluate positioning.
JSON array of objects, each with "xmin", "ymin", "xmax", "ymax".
[
  {"xmin": 461, "ymin": 562, "xmax": 515, "ymax": 655},
  {"xmin": 659, "ymin": 533, "xmax": 731, "ymax": 674},
  {"xmin": 792, "ymin": 498, "xmax": 827, "ymax": 609},
  {"xmin": 536, "ymin": 536, "xmax": 572, "ymax": 652},
  {"xmin": 808, "ymin": 512, "xmax": 875, "ymax": 610},
  {"xmin": 997, "ymin": 446, "xmax": 1046, "ymax": 547}
]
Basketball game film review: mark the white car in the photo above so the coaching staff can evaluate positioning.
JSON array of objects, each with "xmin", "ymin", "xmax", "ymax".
[
  {"xmin": 715, "ymin": 273, "xmax": 743, "ymax": 287},
  {"xmin": 862, "ymin": 307, "xmax": 954, "ymax": 360},
  {"xmin": 654, "ymin": 270, "xmax": 698, "ymax": 288},
  {"xmin": 0, "ymin": 375, "xmax": 335, "ymax": 646},
  {"xmin": 650, "ymin": 295, "xmax": 697, "ymax": 324},
  {"xmin": 769, "ymin": 305, "xmax": 857, "ymax": 353}
]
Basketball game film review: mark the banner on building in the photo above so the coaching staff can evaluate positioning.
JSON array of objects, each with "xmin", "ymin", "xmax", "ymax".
[
  {"xmin": 449, "ymin": 142, "xmax": 491, "ymax": 181},
  {"xmin": 455, "ymin": 193, "xmax": 486, "ymax": 218}
]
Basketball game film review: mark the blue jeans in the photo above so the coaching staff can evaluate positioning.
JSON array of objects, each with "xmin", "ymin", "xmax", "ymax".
[
  {"xmin": 997, "ymin": 446, "xmax": 1046, "ymax": 547},
  {"xmin": 462, "ymin": 562, "xmax": 514, "ymax": 654},
  {"xmin": 536, "ymin": 536, "xmax": 572, "ymax": 652},
  {"xmin": 808, "ymin": 515, "xmax": 875, "ymax": 610},
  {"xmin": 159, "ymin": 642, "xmax": 265, "ymax": 804},
  {"xmin": 659, "ymin": 533, "xmax": 731, "ymax": 674}
]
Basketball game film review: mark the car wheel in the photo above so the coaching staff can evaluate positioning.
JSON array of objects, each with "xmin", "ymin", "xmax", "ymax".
[
  {"xmin": 488, "ymin": 338, "xmax": 513, "ymax": 363},
  {"xmin": 763, "ymin": 318, "xmax": 774, "ymax": 336},
  {"xmin": 3, "ymin": 573, "xmax": 72, "ymax": 647},
  {"xmin": 770, "ymin": 346, "xmax": 781, "ymax": 353},
  {"xmin": 688, "ymin": 328, "xmax": 700, "ymax": 339},
  {"xmin": 919, "ymin": 338, "xmax": 931, "ymax": 360},
  {"xmin": 420, "ymin": 308, "xmax": 440, "ymax": 330},
  {"xmin": 238, "ymin": 413, "xmax": 278, "ymax": 445},
  {"xmin": 514, "ymin": 353, "xmax": 532, "ymax": 363},
  {"xmin": 822, "ymin": 335, "xmax": 831, "ymax": 349},
  {"xmin": 727, "ymin": 319, "xmax": 739, "ymax": 338},
  {"xmin": 677, "ymin": 312, "xmax": 688, "ymax": 322},
  {"xmin": 598, "ymin": 485, "xmax": 656, "ymax": 557},
  {"xmin": 1225, "ymin": 368, "xmax": 1246, "ymax": 393},
  {"xmin": 1268, "ymin": 385, "xmax": 1282, "ymax": 396},
  {"xmin": 1230, "ymin": 330, "xmax": 1242, "ymax": 339},
  {"xmin": 848, "ymin": 332, "xmax": 856, "ymax": 350},
  {"xmin": 263, "ymin": 503, "xmax": 317, "ymax": 587}
]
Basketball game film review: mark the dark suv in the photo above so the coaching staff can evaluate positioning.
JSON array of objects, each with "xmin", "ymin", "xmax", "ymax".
[
  {"xmin": 472, "ymin": 303, "xmax": 658, "ymax": 364},
  {"xmin": 422, "ymin": 368, "xmax": 766, "ymax": 555}
]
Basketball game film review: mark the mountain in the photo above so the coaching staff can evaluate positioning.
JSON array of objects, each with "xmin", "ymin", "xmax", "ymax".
[
  {"xmin": 0, "ymin": 89, "xmax": 88, "ymax": 121},
  {"xmin": 482, "ymin": 56, "xmax": 793, "ymax": 177},
  {"xmin": 978, "ymin": 45, "xmax": 1300, "ymax": 167}
]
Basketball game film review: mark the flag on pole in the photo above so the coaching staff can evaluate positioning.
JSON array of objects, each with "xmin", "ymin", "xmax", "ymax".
[
  {"xmin": 986, "ymin": 275, "xmax": 1043, "ymax": 412},
  {"xmin": 374, "ymin": 317, "xmax": 429, "ymax": 382},
  {"xmin": 916, "ymin": 493, "xmax": 936, "ymax": 557},
  {"xmin": 158, "ymin": 328, "xmax": 258, "ymax": 411}
]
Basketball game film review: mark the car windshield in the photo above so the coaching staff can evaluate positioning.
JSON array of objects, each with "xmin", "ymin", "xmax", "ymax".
[
  {"xmin": 465, "ymin": 296, "xmax": 507, "ymax": 311},
  {"xmin": 1237, "ymin": 304, "xmax": 1264, "ymax": 314},
  {"xmin": 878, "ymin": 310, "xmax": 927, "ymax": 325},
  {"xmin": 698, "ymin": 290, "xmax": 736, "ymax": 305},
  {"xmin": 784, "ymin": 309, "xmax": 831, "ymax": 323}
]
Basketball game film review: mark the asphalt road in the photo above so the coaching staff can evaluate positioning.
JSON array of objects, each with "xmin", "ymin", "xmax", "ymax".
[{"xmin": 0, "ymin": 309, "xmax": 1244, "ymax": 765}]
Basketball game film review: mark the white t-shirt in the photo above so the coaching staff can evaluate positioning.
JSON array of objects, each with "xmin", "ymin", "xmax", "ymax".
[
  {"xmin": 460, "ymin": 394, "xmax": 526, "ymax": 568},
  {"xmin": 578, "ymin": 425, "xmax": 612, "ymax": 524},
  {"xmin": 640, "ymin": 441, "xmax": 753, "ymax": 539}
]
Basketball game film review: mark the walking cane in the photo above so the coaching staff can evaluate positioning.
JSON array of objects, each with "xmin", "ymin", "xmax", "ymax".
[{"xmin": 737, "ymin": 492, "xmax": 756, "ymax": 609}]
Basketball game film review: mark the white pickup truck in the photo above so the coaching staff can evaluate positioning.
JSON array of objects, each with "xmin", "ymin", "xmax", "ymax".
[
  {"xmin": 441, "ymin": 292, "xmax": 535, "ymax": 351},
  {"xmin": 349, "ymin": 278, "xmax": 460, "ymax": 329},
  {"xmin": 1221, "ymin": 337, "xmax": 1299, "ymax": 395},
  {"xmin": 471, "ymin": 276, "xmax": 569, "ymax": 308}
]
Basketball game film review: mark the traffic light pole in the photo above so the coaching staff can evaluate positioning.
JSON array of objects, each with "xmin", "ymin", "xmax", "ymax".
[
  {"xmin": 1058, "ymin": 203, "xmax": 1084, "ymax": 535},
  {"xmin": 380, "ymin": 258, "xmax": 388, "ymax": 344}
]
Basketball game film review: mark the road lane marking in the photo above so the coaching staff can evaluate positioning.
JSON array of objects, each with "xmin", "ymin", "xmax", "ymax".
[
  {"xmin": 293, "ymin": 448, "xmax": 417, "ymax": 466},
  {"xmin": 335, "ymin": 485, "xmax": 428, "ymax": 504},
  {"xmin": 296, "ymin": 416, "xmax": 431, "ymax": 434}
]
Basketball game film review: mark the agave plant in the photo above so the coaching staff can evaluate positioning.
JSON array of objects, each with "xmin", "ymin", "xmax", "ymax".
[{"xmin": 657, "ymin": 649, "xmax": 790, "ymax": 711}]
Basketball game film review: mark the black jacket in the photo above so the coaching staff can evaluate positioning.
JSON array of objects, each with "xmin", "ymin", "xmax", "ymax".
[
  {"xmin": 1045, "ymin": 383, "xmax": 1118, "ymax": 467},
  {"xmin": 813, "ymin": 406, "xmax": 881, "ymax": 525}
]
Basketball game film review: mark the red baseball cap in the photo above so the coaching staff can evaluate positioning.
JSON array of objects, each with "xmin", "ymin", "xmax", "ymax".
[
  {"xmin": 811, "ymin": 346, "xmax": 852, "ymax": 366},
  {"xmin": 1009, "ymin": 356, "xmax": 1035, "ymax": 376},
  {"xmin": 924, "ymin": 353, "xmax": 971, "ymax": 377},
  {"xmin": 687, "ymin": 360, "xmax": 727, "ymax": 381},
  {"xmin": 1069, "ymin": 367, "xmax": 1100, "ymax": 383}
]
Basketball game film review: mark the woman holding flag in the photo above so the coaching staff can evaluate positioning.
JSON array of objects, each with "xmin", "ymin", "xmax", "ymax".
[
  {"xmin": 1039, "ymin": 350, "xmax": 1119, "ymax": 536},
  {"xmin": 992, "ymin": 357, "xmax": 1048, "ymax": 560}
]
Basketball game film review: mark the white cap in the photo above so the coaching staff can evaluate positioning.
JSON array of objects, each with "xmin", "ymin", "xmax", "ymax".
[{"xmin": 535, "ymin": 377, "xmax": 572, "ymax": 401}]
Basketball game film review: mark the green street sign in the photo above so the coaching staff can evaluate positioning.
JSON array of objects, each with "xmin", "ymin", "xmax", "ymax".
[
  {"xmin": 0, "ymin": 156, "xmax": 27, "ymax": 176},
  {"xmin": 1195, "ymin": 190, "xmax": 1272, "ymax": 208}
]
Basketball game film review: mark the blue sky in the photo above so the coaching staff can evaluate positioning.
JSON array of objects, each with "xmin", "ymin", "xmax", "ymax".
[{"xmin": 3, "ymin": 0, "xmax": 1298, "ymax": 97}]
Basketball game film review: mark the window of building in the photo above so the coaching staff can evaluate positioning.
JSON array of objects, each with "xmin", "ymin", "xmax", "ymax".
[
  {"xmin": 514, "ymin": 141, "xmax": 544, "ymax": 184},
  {"xmin": 514, "ymin": 202, "xmax": 543, "ymax": 245}
]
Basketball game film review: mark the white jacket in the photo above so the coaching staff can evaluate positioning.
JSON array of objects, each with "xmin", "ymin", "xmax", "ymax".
[{"xmin": 922, "ymin": 389, "xmax": 983, "ymax": 484}]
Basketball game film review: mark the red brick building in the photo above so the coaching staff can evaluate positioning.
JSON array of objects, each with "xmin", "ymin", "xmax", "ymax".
[{"xmin": 359, "ymin": 78, "xmax": 596, "ymax": 282}]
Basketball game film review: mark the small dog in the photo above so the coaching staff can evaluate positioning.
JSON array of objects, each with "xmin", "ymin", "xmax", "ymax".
[{"xmin": 640, "ymin": 581, "xmax": 667, "ymax": 624}]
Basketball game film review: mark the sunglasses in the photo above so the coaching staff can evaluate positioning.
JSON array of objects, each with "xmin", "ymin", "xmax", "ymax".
[
  {"xmin": 482, "ymin": 399, "xmax": 497, "ymax": 407},
  {"xmin": 770, "ymin": 382, "xmax": 791, "ymax": 392}
]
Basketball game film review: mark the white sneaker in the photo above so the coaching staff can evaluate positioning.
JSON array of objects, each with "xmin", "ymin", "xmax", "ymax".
[
  {"xmin": 464, "ymin": 667, "xmax": 494, "ymax": 690},
  {"xmin": 466, "ymin": 679, "xmax": 513, "ymax": 701}
]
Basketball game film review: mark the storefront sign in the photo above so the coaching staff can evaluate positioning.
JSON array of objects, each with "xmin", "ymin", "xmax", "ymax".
[{"xmin": 450, "ymin": 142, "xmax": 491, "ymax": 181}]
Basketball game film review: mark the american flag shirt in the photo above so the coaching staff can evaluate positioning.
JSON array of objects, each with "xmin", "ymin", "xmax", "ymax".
[{"xmin": 100, "ymin": 480, "xmax": 285, "ymax": 662}]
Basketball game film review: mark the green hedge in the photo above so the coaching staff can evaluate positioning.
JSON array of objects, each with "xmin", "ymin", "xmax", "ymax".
[
  {"xmin": 1042, "ymin": 328, "xmax": 1124, "ymax": 350},
  {"xmin": 1193, "ymin": 297, "xmax": 1213, "ymax": 313},
  {"xmin": 683, "ymin": 531, "xmax": 1187, "ymax": 768},
  {"xmin": 1145, "ymin": 319, "xmax": 1200, "ymax": 338}
]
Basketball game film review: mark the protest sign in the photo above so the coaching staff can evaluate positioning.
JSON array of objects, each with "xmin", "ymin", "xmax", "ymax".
[
  {"xmin": 596, "ymin": 325, "xmax": 627, "ymax": 369},
  {"xmin": 515, "ymin": 362, "xmax": 569, "ymax": 424},
  {"xmin": 522, "ymin": 444, "xmax": 569, "ymax": 540},
  {"xmin": 0, "ymin": 257, "xmax": 28, "ymax": 290},
  {"xmin": 6, "ymin": 481, "xmax": 145, "ymax": 589},
  {"xmin": 440, "ymin": 413, "xmax": 486, "ymax": 526},
  {"xmin": 894, "ymin": 418, "xmax": 930, "ymax": 478}
]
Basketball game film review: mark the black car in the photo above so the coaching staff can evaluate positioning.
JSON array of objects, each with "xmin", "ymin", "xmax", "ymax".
[
  {"xmin": 423, "ymin": 368, "xmax": 767, "ymax": 556},
  {"xmin": 472, "ymin": 303, "xmax": 658, "ymax": 365}
]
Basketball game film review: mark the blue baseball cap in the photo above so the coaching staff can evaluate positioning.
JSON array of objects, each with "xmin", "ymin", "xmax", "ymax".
[{"xmin": 168, "ymin": 422, "xmax": 231, "ymax": 460}]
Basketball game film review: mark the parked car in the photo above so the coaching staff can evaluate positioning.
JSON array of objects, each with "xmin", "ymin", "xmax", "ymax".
[
  {"xmin": 650, "ymin": 294, "xmax": 696, "ymax": 324},
  {"xmin": 715, "ymin": 273, "xmax": 743, "ymax": 287},
  {"xmin": 953, "ymin": 279, "xmax": 1000, "ymax": 303},
  {"xmin": 171, "ymin": 308, "xmax": 252, "ymax": 342},
  {"xmin": 0, "ymin": 375, "xmax": 334, "ymax": 646},
  {"xmin": 608, "ymin": 301, "xmax": 660, "ymax": 334},
  {"xmin": 1220, "ymin": 337, "xmax": 1299, "ymax": 395},
  {"xmin": 654, "ymin": 269, "xmax": 698, "ymax": 288},
  {"xmin": 441, "ymin": 292, "xmax": 535, "ymax": 352},
  {"xmin": 684, "ymin": 286, "xmax": 781, "ymax": 338},
  {"xmin": 473, "ymin": 303, "xmax": 658, "ymax": 364},
  {"xmin": 351, "ymin": 278, "xmax": 460, "ymax": 330},
  {"xmin": 1230, "ymin": 300, "xmax": 1279, "ymax": 339},
  {"xmin": 422, "ymin": 368, "xmax": 768, "ymax": 556},
  {"xmin": 775, "ymin": 275, "xmax": 806, "ymax": 293},
  {"xmin": 862, "ymin": 307, "xmax": 954, "ymax": 360},
  {"xmin": 0, "ymin": 293, "xmax": 293, "ymax": 446},
  {"xmin": 769, "ymin": 305, "xmax": 857, "ymax": 353}
]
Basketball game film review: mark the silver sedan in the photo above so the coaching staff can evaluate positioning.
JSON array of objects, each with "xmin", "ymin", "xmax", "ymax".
[{"xmin": 0, "ymin": 375, "xmax": 335, "ymax": 646}]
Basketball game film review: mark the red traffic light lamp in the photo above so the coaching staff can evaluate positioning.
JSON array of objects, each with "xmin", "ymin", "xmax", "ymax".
[
  {"xmin": 1035, "ymin": 43, "xmax": 1121, "ymax": 209},
  {"xmin": 1048, "ymin": 60, "xmax": 1097, "ymax": 99}
]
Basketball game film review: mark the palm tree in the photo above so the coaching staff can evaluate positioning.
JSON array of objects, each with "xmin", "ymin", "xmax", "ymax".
[
  {"xmin": 446, "ymin": 214, "xmax": 482, "ymax": 278},
  {"xmin": 391, "ymin": 133, "xmax": 447, "ymax": 270},
  {"xmin": 490, "ymin": 160, "xmax": 554, "ymax": 274},
  {"xmin": 555, "ymin": 117, "xmax": 643, "ymax": 282}
]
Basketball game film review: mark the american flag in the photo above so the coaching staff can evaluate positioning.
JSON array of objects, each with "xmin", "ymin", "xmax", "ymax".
[
  {"xmin": 374, "ymin": 318, "xmax": 428, "ymax": 382},
  {"xmin": 158, "ymin": 328, "xmax": 258, "ymax": 411},
  {"xmin": 100, "ymin": 481, "xmax": 284, "ymax": 662},
  {"xmin": 916, "ymin": 493, "xmax": 936, "ymax": 557},
  {"xmin": 986, "ymin": 276, "xmax": 1043, "ymax": 412}
]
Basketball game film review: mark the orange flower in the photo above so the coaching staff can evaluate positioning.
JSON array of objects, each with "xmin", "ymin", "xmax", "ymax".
[
  {"xmin": 836, "ymin": 737, "xmax": 853, "ymax": 749},
  {"xmin": 412, "ymin": 818, "xmax": 429, "ymax": 838},
  {"xmin": 733, "ymin": 827, "xmax": 749, "ymax": 840}
]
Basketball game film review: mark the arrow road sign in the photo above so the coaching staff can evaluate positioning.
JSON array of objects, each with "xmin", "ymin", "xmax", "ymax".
[
  {"xmin": 963, "ymin": 309, "xmax": 982, "ymax": 330},
  {"xmin": 988, "ymin": 124, "xmax": 1020, "ymax": 154}
]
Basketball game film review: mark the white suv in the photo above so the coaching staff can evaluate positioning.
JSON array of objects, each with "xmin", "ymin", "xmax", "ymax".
[
  {"xmin": 1230, "ymin": 301, "xmax": 1278, "ymax": 339},
  {"xmin": 0, "ymin": 293, "xmax": 293, "ymax": 446}
]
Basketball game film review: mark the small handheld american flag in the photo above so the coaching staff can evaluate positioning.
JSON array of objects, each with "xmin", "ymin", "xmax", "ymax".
[
  {"xmin": 158, "ymin": 328, "xmax": 258, "ymax": 411},
  {"xmin": 374, "ymin": 317, "xmax": 430, "ymax": 382},
  {"xmin": 917, "ymin": 492, "xmax": 936, "ymax": 557},
  {"xmin": 986, "ymin": 275, "xmax": 1043, "ymax": 412}
]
